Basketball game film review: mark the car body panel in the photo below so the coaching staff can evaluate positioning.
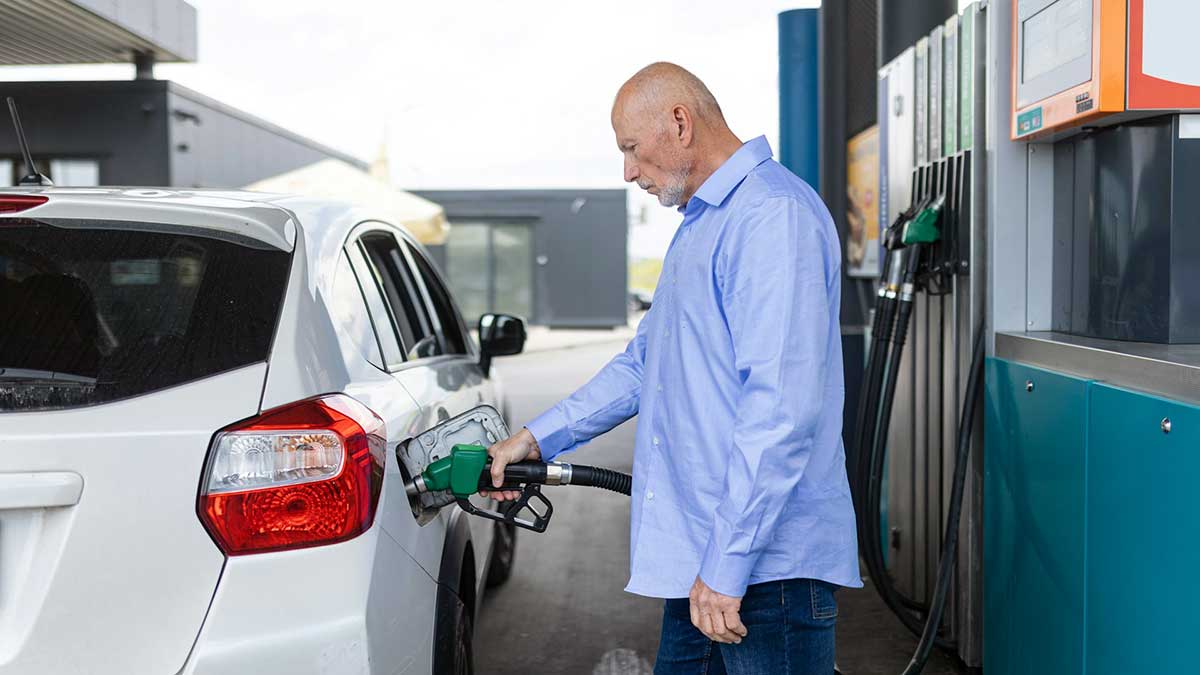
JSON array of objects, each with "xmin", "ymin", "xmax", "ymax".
[
  {"xmin": 0, "ymin": 365, "xmax": 267, "ymax": 675},
  {"xmin": 391, "ymin": 359, "xmax": 497, "ymax": 595},
  {"xmin": 1, "ymin": 187, "xmax": 297, "ymax": 251},
  {"xmin": 180, "ymin": 523, "xmax": 436, "ymax": 675}
]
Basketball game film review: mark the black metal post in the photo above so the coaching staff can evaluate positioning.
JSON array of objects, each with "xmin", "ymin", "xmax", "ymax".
[{"xmin": 134, "ymin": 50, "xmax": 156, "ymax": 80}]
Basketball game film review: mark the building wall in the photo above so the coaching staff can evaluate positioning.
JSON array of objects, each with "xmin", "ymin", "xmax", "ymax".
[
  {"xmin": 0, "ymin": 80, "xmax": 171, "ymax": 185},
  {"xmin": 0, "ymin": 80, "xmax": 365, "ymax": 188},
  {"xmin": 166, "ymin": 83, "xmax": 364, "ymax": 187},
  {"xmin": 415, "ymin": 189, "xmax": 628, "ymax": 329}
]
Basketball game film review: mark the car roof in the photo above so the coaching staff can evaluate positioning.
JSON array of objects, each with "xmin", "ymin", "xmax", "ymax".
[{"xmin": 0, "ymin": 186, "xmax": 399, "ymax": 253}]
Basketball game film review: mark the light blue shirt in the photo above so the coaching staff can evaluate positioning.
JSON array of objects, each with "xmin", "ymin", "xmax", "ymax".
[{"xmin": 526, "ymin": 136, "xmax": 862, "ymax": 599}]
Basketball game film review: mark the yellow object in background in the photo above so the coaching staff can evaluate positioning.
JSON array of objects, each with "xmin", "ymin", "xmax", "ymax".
[{"xmin": 846, "ymin": 125, "xmax": 880, "ymax": 278}]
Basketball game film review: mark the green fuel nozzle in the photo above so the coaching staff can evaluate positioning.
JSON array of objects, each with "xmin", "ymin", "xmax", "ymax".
[
  {"xmin": 404, "ymin": 443, "xmax": 571, "ymax": 500},
  {"xmin": 402, "ymin": 443, "xmax": 633, "ymax": 533},
  {"xmin": 407, "ymin": 443, "xmax": 491, "ymax": 499},
  {"xmin": 902, "ymin": 194, "xmax": 945, "ymax": 246}
]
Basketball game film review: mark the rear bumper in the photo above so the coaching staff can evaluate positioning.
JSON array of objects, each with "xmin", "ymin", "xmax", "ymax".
[{"xmin": 180, "ymin": 526, "xmax": 437, "ymax": 675}]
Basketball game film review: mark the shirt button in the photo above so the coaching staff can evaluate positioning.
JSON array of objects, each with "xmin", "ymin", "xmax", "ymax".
[
  {"xmin": 657, "ymin": 385, "xmax": 663, "ymax": 392},
  {"xmin": 653, "ymin": 436, "xmax": 660, "ymax": 445},
  {"xmin": 646, "ymin": 491, "xmax": 655, "ymax": 501}
]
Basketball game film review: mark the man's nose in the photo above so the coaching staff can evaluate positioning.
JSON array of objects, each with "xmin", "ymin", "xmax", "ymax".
[{"xmin": 624, "ymin": 160, "xmax": 639, "ymax": 183}]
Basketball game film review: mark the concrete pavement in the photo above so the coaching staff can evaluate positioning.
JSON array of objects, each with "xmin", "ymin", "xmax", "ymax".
[{"xmin": 476, "ymin": 340, "xmax": 968, "ymax": 675}]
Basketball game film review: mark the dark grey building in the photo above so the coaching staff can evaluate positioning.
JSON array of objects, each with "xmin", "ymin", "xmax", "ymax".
[
  {"xmin": 0, "ymin": 80, "xmax": 366, "ymax": 188},
  {"xmin": 415, "ymin": 189, "xmax": 628, "ymax": 329}
]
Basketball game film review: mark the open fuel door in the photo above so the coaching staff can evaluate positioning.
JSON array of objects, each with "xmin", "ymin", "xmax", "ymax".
[
  {"xmin": 398, "ymin": 404, "xmax": 553, "ymax": 532},
  {"xmin": 398, "ymin": 404, "xmax": 509, "ymax": 522}
]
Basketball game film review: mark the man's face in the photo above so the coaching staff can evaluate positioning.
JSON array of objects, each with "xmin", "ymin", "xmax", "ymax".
[{"xmin": 613, "ymin": 103, "xmax": 691, "ymax": 207}]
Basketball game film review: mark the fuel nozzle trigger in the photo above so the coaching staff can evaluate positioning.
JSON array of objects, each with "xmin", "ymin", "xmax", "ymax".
[{"xmin": 457, "ymin": 483, "xmax": 553, "ymax": 533}]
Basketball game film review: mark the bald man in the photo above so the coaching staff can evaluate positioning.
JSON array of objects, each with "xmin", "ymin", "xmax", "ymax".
[{"xmin": 485, "ymin": 62, "xmax": 861, "ymax": 674}]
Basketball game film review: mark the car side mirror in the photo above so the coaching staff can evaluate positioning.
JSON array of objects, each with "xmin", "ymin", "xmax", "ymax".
[{"xmin": 478, "ymin": 313, "xmax": 526, "ymax": 376}]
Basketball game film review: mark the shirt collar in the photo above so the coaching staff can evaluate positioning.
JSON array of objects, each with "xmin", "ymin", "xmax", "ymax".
[{"xmin": 687, "ymin": 135, "xmax": 773, "ymax": 211}]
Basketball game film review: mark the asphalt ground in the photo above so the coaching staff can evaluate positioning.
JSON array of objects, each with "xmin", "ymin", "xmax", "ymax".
[{"xmin": 477, "ymin": 341, "xmax": 968, "ymax": 675}]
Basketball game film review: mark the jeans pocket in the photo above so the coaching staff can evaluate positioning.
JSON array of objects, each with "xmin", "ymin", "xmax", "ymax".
[{"xmin": 809, "ymin": 579, "xmax": 839, "ymax": 620}]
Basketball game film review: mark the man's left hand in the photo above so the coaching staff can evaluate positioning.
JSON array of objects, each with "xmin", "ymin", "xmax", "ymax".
[{"xmin": 689, "ymin": 576, "xmax": 748, "ymax": 644}]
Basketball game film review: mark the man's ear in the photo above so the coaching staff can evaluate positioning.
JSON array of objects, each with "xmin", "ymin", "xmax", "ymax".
[{"xmin": 673, "ymin": 105, "xmax": 694, "ymax": 147}]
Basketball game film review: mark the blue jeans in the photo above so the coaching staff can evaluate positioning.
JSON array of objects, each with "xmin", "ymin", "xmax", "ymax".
[{"xmin": 654, "ymin": 578, "xmax": 838, "ymax": 675}]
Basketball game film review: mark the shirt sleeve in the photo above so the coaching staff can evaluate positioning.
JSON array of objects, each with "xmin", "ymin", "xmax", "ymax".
[
  {"xmin": 698, "ymin": 195, "xmax": 836, "ymax": 597},
  {"xmin": 524, "ymin": 311, "xmax": 651, "ymax": 462}
]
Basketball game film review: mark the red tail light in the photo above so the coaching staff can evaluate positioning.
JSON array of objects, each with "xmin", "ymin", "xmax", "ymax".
[
  {"xmin": 0, "ymin": 195, "xmax": 48, "ymax": 213},
  {"xmin": 198, "ymin": 394, "xmax": 386, "ymax": 555}
]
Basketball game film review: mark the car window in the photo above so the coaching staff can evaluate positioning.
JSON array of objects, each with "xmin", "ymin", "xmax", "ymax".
[
  {"xmin": 330, "ymin": 252, "xmax": 384, "ymax": 370},
  {"xmin": 404, "ymin": 241, "xmax": 469, "ymax": 355},
  {"xmin": 0, "ymin": 218, "xmax": 291, "ymax": 411},
  {"xmin": 346, "ymin": 242, "xmax": 404, "ymax": 367},
  {"xmin": 359, "ymin": 232, "xmax": 443, "ymax": 360}
]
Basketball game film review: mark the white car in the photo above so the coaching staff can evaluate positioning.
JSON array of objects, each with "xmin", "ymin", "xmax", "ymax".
[{"xmin": 0, "ymin": 188, "xmax": 527, "ymax": 674}]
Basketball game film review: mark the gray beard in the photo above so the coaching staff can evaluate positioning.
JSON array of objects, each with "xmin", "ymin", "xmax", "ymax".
[{"xmin": 656, "ymin": 171, "xmax": 689, "ymax": 207}]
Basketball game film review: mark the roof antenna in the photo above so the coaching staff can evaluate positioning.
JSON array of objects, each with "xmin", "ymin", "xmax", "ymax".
[{"xmin": 6, "ymin": 97, "xmax": 53, "ymax": 187}]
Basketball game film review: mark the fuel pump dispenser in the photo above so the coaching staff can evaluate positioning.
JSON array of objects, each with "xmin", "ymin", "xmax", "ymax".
[{"xmin": 853, "ymin": 4, "xmax": 989, "ymax": 672}]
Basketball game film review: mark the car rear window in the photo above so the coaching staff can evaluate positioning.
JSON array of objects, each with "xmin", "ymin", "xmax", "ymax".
[{"xmin": 0, "ymin": 219, "xmax": 292, "ymax": 412}]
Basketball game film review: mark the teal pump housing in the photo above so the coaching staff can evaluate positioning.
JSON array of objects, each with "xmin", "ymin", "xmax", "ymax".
[{"xmin": 985, "ymin": 357, "xmax": 1200, "ymax": 674}]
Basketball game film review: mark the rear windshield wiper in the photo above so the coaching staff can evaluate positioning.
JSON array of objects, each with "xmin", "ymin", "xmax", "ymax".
[{"xmin": 0, "ymin": 368, "xmax": 97, "ymax": 384}]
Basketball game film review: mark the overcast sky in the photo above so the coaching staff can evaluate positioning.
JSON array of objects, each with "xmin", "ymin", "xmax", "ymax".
[{"xmin": 1, "ymin": 0, "xmax": 821, "ymax": 257}]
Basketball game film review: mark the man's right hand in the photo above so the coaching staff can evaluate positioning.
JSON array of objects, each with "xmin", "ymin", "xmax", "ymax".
[{"xmin": 481, "ymin": 428, "xmax": 541, "ymax": 502}]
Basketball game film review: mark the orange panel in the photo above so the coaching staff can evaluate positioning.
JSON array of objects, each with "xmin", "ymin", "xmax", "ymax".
[
  {"xmin": 1128, "ymin": 0, "xmax": 1200, "ymax": 110},
  {"xmin": 1011, "ymin": 0, "xmax": 1127, "ymax": 140}
]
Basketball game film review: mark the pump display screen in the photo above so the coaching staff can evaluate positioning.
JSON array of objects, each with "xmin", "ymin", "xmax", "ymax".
[
  {"xmin": 1015, "ymin": 0, "xmax": 1094, "ymax": 111},
  {"xmin": 1023, "ymin": 0, "xmax": 1090, "ymax": 82}
]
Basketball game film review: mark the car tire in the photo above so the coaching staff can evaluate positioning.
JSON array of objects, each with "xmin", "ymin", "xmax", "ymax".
[
  {"xmin": 434, "ymin": 590, "xmax": 474, "ymax": 675},
  {"xmin": 485, "ymin": 521, "xmax": 517, "ymax": 588}
]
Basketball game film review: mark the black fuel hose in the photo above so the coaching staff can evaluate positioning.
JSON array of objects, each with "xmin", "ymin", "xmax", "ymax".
[
  {"xmin": 852, "ymin": 280, "xmax": 897, "ymax": 575},
  {"xmin": 860, "ymin": 246, "xmax": 956, "ymax": 650},
  {"xmin": 851, "ymin": 251, "xmax": 896, "ymax": 518},
  {"xmin": 478, "ymin": 461, "xmax": 632, "ymax": 496},
  {"xmin": 568, "ymin": 465, "xmax": 633, "ymax": 496},
  {"xmin": 902, "ymin": 326, "xmax": 985, "ymax": 675}
]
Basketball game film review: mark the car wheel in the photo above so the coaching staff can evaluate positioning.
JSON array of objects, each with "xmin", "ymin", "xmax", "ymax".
[
  {"xmin": 451, "ymin": 597, "xmax": 474, "ymax": 675},
  {"xmin": 434, "ymin": 591, "xmax": 474, "ymax": 675},
  {"xmin": 486, "ymin": 521, "xmax": 517, "ymax": 588}
]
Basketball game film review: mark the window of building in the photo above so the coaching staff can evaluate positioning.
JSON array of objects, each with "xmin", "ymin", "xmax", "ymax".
[
  {"xmin": 48, "ymin": 159, "xmax": 100, "ymax": 186},
  {"xmin": 3, "ymin": 158, "xmax": 100, "ymax": 186},
  {"xmin": 444, "ymin": 220, "xmax": 534, "ymax": 326}
]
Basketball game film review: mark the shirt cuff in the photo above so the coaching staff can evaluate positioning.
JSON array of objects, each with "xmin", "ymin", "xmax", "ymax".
[
  {"xmin": 698, "ymin": 537, "xmax": 758, "ymax": 598},
  {"xmin": 524, "ymin": 406, "xmax": 575, "ymax": 462}
]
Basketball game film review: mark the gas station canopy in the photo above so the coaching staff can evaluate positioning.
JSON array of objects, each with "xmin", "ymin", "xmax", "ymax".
[
  {"xmin": 0, "ymin": 0, "xmax": 197, "ymax": 65},
  {"xmin": 245, "ymin": 159, "xmax": 451, "ymax": 246}
]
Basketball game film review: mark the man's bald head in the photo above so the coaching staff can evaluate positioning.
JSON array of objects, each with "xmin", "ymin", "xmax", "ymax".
[
  {"xmin": 612, "ymin": 62, "xmax": 742, "ymax": 208},
  {"xmin": 613, "ymin": 62, "xmax": 727, "ymax": 133}
]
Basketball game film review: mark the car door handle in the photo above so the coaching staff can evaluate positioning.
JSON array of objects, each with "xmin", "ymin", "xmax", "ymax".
[{"xmin": 0, "ymin": 472, "xmax": 84, "ymax": 510}]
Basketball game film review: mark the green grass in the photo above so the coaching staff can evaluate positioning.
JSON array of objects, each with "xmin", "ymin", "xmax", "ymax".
[{"xmin": 628, "ymin": 258, "xmax": 663, "ymax": 294}]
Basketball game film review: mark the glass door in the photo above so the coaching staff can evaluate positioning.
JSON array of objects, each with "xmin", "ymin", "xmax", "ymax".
[
  {"xmin": 444, "ymin": 220, "xmax": 536, "ymax": 324},
  {"xmin": 445, "ymin": 223, "xmax": 491, "ymax": 324},
  {"xmin": 492, "ymin": 224, "xmax": 533, "ymax": 321}
]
